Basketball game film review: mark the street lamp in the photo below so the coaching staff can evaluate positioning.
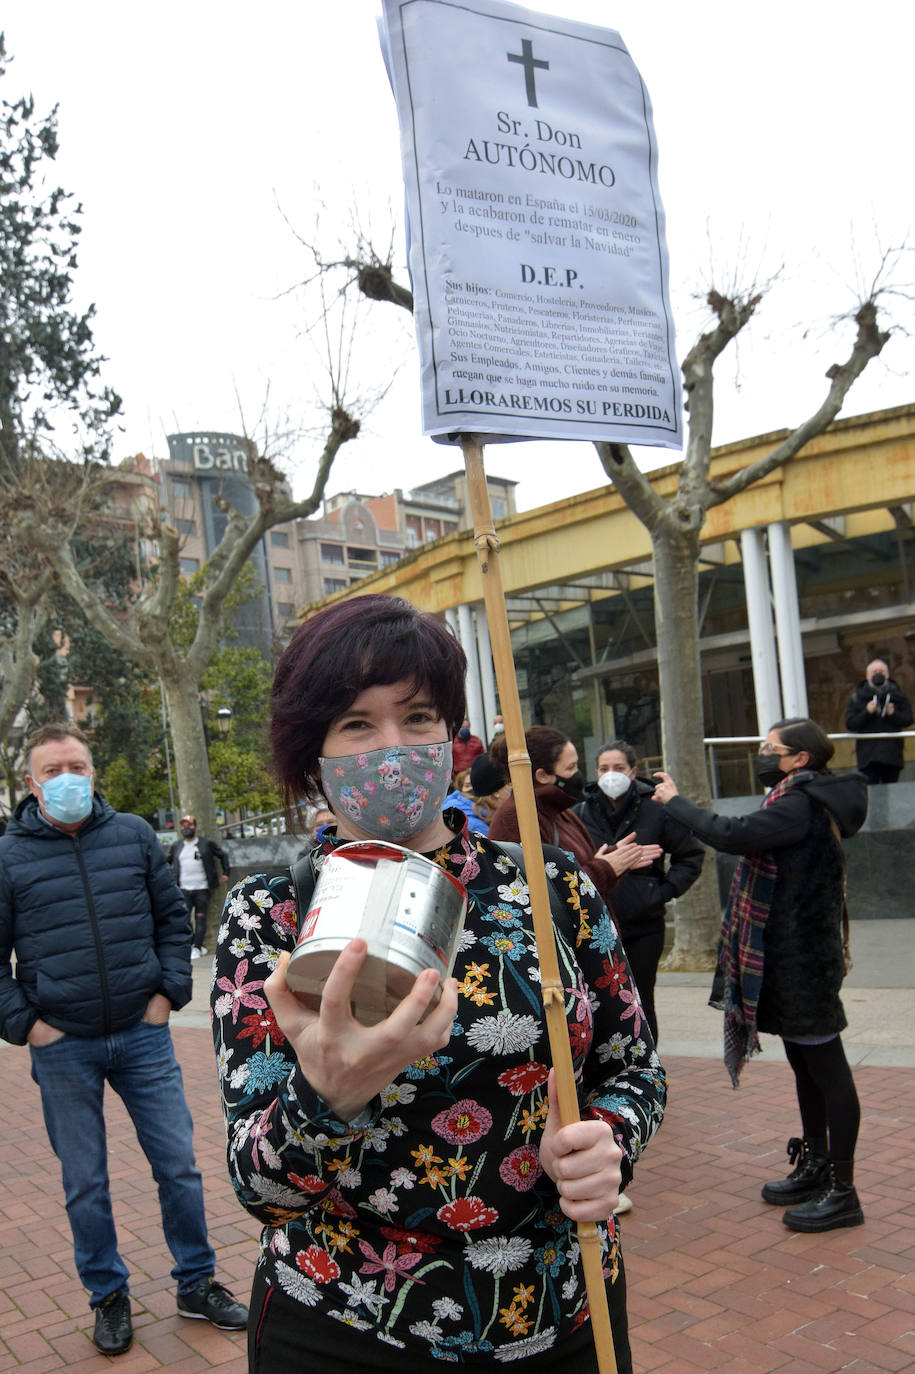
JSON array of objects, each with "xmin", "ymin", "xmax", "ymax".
[{"xmin": 216, "ymin": 706, "xmax": 233, "ymax": 737}]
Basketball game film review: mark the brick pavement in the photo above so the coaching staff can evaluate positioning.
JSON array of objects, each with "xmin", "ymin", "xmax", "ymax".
[{"xmin": 1, "ymin": 1028, "xmax": 913, "ymax": 1371}]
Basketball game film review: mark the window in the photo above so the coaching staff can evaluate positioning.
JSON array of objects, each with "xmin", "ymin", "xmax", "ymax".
[
  {"xmin": 270, "ymin": 530, "xmax": 289, "ymax": 548},
  {"xmin": 180, "ymin": 557, "xmax": 199, "ymax": 575},
  {"xmin": 276, "ymin": 601, "xmax": 295, "ymax": 618},
  {"xmin": 347, "ymin": 546, "xmax": 378, "ymax": 573},
  {"xmin": 379, "ymin": 550, "xmax": 401, "ymax": 567},
  {"xmin": 273, "ymin": 567, "xmax": 292, "ymax": 584},
  {"xmin": 176, "ymin": 518, "xmax": 196, "ymax": 536},
  {"xmin": 323, "ymin": 577, "xmax": 347, "ymax": 595},
  {"xmin": 320, "ymin": 542, "xmax": 345, "ymax": 564},
  {"xmin": 491, "ymin": 498, "xmax": 507, "ymax": 519},
  {"xmin": 171, "ymin": 479, "xmax": 191, "ymax": 498}
]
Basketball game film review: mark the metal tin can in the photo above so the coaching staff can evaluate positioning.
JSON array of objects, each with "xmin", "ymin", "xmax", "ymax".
[{"xmin": 285, "ymin": 841, "xmax": 467, "ymax": 1026}]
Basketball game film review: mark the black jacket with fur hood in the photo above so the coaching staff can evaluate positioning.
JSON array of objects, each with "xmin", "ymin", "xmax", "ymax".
[{"xmin": 664, "ymin": 773, "xmax": 867, "ymax": 1038}]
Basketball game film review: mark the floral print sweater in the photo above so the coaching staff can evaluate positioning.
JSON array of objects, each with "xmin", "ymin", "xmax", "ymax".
[{"xmin": 212, "ymin": 817, "xmax": 666, "ymax": 1364}]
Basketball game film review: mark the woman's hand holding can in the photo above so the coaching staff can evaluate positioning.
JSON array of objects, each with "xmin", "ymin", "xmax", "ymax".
[{"xmin": 265, "ymin": 940, "xmax": 458, "ymax": 1125}]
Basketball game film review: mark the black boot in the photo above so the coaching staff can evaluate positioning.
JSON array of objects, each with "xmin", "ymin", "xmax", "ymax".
[
  {"xmin": 782, "ymin": 1160, "xmax": 863, "ymax": 1232},
  {"xmin": 761, "ymin": 1136, "xmax": 829, "ymax": 1205}
]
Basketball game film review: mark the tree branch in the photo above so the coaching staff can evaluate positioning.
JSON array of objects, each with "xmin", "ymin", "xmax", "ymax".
[
  {"xmin": 708, "ymin": 300, "xmax": 890, "ymax": 505},
  {"xmin": 37, "ymin": 534, "xmax": 157, "ymax": 671},
  {"xmin": 681, "ymin": 290, "xmax": 761, "ymax": 491},
  {"xmin": 184, "ymin": 406, "xmax": 361, "ymax": 678},
  {"xmin": 0, "ymin": 571, "xmax": 52, "ymax": 739},
  {"xmin": 592, "ymin": 441, "xmax": 668, "ymax": 530}
]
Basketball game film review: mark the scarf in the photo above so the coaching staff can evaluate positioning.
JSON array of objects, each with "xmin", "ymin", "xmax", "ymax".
[{"xmin": 711, "ymin": 768, "xmax": 818, "ymax": 1086}]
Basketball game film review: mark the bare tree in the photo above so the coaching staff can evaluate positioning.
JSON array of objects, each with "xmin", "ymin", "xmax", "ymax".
[
  {"xmin": 12, "ymin": 406, "xmax": 360, "ymax": 843},
  {"xmin": 594, "ymin": 292, "xmax": 888, "ymax": 963}
]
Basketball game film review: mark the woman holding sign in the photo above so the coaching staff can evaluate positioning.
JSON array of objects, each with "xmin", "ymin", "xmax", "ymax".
[{"xmin": 212, "ymin": 595, "xmax": 666, "ymax": 1373}]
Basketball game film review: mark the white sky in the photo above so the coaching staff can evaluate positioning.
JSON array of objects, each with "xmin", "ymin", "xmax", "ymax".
[{"xmin": 3, "ymin": 1, "xmax": 913, "ymax": 512}]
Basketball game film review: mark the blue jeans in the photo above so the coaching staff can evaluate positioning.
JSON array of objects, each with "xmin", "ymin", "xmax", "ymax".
[{"xmin": 30, "ymin": 1019, "xmax": 215, "ymax": 1306}]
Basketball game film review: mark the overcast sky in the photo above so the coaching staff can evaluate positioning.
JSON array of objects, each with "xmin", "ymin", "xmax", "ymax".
[{"xmin": 3, "ymin": 1, "xmax": 912, "ymax": 511}]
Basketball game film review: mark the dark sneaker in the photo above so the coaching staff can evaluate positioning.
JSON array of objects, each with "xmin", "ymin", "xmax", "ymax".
[
  {"xmin": 93, "ymin": 1289, "xmax": 133, "ymax": 1355},
  {"xmin": 177, "ymin": 1277, "xmax": 248, "ymax": 1330}
]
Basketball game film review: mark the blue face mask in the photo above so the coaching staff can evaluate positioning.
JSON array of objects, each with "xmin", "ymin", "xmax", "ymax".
[{"xmin": 38, "ymin": 772, "xmax": 93, "ymax": 825}]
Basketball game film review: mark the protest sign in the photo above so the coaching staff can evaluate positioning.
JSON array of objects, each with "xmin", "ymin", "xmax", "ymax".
[{"xmin": 381, "ymin": 0, "xmax": 681, "ymax": 448}]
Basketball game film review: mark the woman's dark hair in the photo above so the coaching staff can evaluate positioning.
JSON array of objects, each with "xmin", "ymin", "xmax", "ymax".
[
  {"xmin": 490, "ymin": 724, "xmax": 569, "ymax": 779},
  {"xmin": 270, "ymin": 595, "xmax": 467, "ymax": 805},
  {"xmin": 596, "ymin": 739, "xmax": 638, "ymax": 770},
  {"xmin": 769, "ymin": 717, "xmax": 834, "ymax": 771}
]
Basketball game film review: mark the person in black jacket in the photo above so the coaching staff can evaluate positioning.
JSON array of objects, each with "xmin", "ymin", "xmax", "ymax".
[
  {"xmin": 0, "ymin": 724, "xmax": 246, "ymax": 1355},
  {"xmin": 168, "ymin": 814, "xmax": 230, "ymax": 958},
  {"xmin": 574, "ymin": 741, "xmax": 704, "ymax": 1046},
  {"xmin": 844, "ymin": 657, "xmax": 913, "ymax": 783},
  {"xmin": 653, "ymin": 717, "xmax": 868, "ymax": 1234}
]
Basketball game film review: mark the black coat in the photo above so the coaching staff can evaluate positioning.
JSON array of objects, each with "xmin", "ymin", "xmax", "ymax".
[
  {"xmin": 168, "ymin": 834, "xmax": 230, "ymax": 891},
  {"xmin": 0, "ymin": 795, "xmax": 192, "ymax": 1045},
  {"xmin": 573, "ymin": 778, "xmax": 704, "ymax": 939},
  {"xmin": 845, "ymin": 678, "xmax": 913, "ymax": 769},
  {"xmin": 665, "ymin": 773, "xmax": 868, "ymax": 1039}
]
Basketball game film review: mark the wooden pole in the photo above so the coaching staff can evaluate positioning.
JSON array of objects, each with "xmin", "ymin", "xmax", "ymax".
[{"xmin": 461, "ymin": 434, "xmax": 618, "ymax": 1374}]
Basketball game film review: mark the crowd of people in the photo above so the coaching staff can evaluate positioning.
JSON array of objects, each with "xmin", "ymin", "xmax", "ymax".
[{"xmin": 1, "ymin": 602, "xmax": 908, "ymax": 1366}]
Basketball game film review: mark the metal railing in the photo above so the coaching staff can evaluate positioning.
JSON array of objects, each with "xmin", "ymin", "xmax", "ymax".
[
  {"xmin": 219, "ymin": 807, "xmax": 290, "ymax": 839},
  {"xmin": 704, "ymin": 730, "xmax": 915, "ymax": 799}
]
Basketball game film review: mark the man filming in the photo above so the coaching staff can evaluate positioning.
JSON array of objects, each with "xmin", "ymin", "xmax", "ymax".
[{"xmin": 845, "ymin": 657, "xmax": 913, "ymax": 784}]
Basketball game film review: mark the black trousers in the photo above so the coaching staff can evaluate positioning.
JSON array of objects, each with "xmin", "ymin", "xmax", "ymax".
[
  {"xmin": 782, "ymin": 1036, "xmax": 861, "ymax": 1162},
  {"xmin": 861, "ymin": 760, "xmax": 901, "ymax": 785},
  {"xmin": 247, "ymin": 1260, "xmax": 632, "ymax": 1374},
  {"xmin": 181, "ymin": 887, "xmax": 210, "ymax": 949}
]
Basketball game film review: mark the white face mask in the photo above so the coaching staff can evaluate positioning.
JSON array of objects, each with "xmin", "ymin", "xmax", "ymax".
[{"xmin": 598, "ymin": 770, "xmax": 631, "ymax": 800}]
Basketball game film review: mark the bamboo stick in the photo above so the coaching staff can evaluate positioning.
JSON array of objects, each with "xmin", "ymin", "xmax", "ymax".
[{"xmin": 461, "ymin": 434, "xmax": 618, "ymax": 1374}]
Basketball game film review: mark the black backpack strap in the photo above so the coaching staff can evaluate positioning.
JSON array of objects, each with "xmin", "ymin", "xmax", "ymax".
[{"xmin": 289, "ymin": 850, "xmax": 319, "ymax": 934}]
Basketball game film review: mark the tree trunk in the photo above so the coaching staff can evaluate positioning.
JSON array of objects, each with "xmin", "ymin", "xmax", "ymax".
[
  {"xmin": 0, "ymin": 588, "xmax": 49, "ymax": 742},
  {"xmin": 651, "ymin": 523, "xmax": 720, "ymax": 968},
  {"xmin": 161, "ymin": 668, "xmax": 219, "ymax": 843}
]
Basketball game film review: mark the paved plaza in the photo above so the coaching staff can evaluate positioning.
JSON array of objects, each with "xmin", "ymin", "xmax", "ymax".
[{"xmin": 1, "ymin": 922, "xmax": 912, "ymax": 1371}]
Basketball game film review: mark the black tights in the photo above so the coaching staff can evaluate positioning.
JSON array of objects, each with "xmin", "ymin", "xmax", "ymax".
[{"xmin": 782, "ymin": 1037, "xmax": 860, "ymax": 1162}]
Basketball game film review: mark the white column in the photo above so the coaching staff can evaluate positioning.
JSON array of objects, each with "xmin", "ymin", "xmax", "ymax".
[
  {"xmin": 740, "ymin": 527, "xmax": 782, "ymax": 735},
  {"xmin": 457, "ymin": 602, "xmax": 485, "ymax": 739},
  {"xmin": 445, "ymin": 607, "xmax": 459, "ymax": 637},
  {"xmin": 768, "ymin": 521, "xmax": 808, "ymax": 718},
  {"xmin": 474, "ymin": 604, "xmax": 498, "ymax": 742}
]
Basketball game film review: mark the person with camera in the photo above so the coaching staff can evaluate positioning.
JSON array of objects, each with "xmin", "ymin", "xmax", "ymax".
[{"xmin": 845, "ymin": 658, "xmax": 913, "ymax": 784}]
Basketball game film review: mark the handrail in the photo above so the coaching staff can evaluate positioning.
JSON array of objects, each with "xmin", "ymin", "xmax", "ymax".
[{"xmin": 703, "ymin": 731, "xmax": 914, "ymax": 799}]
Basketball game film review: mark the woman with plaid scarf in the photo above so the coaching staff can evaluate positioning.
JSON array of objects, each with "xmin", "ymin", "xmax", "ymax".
[{"xmin": 651, "ymin": 718, "xmax": 867, "ymax": 1235}]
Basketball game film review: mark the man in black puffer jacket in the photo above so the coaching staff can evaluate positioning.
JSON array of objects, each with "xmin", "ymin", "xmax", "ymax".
[{"xmin": 0, "ymin": 724, "xmax": 246, "ymax": 1356}]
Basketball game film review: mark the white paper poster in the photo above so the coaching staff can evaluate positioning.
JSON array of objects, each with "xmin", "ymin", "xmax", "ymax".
[{"xmin": 381, "ymin": 0, "xmax": 682, "ymax": 449}]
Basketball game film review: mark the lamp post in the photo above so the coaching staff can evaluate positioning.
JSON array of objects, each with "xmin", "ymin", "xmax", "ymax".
[{"xmin": 216, "ymin": 706, "xmax": 233, "ymax": 737}]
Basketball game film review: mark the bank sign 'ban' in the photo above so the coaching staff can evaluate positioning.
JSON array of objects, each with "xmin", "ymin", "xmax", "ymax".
[{"xmin": 381, "ymin": 0, "xmax": 682, "ymax": 449}]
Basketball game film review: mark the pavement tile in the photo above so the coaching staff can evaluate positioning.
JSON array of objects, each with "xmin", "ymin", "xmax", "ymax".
[{"xmin": 2, "ymin": 1015, "xmax": 914, "ymax": 1371}]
